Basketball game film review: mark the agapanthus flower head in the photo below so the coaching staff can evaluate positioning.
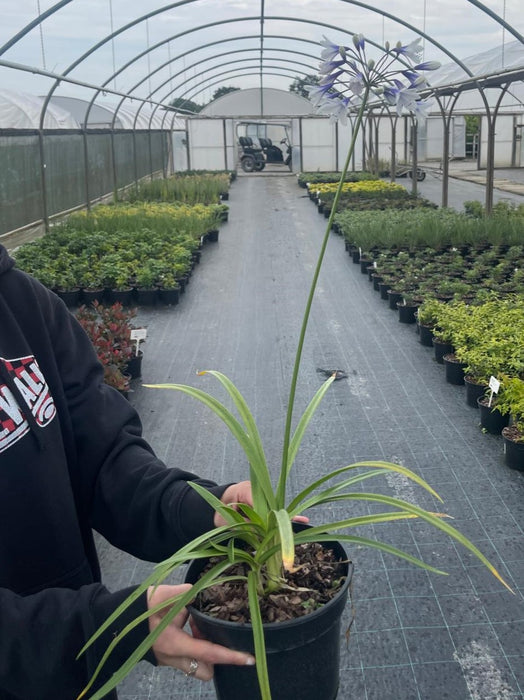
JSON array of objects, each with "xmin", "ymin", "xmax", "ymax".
[
  {"xmin": 394, "ymin": 38, "xmax": 423, "ymax": 62},
  {"xmin": 320, "ymin": 35, "xmax": 340, "ymax": 62},
  {"xmin": 352, "ymin": 33, "xmax": 365, "ymax": 51},
  {"xmin": 309, "ymin": 32, "xmax": 440, "ymax": 124},
  {"xmin": 316, "ymin": 93, "xmax": 350, "ymax": 125}
]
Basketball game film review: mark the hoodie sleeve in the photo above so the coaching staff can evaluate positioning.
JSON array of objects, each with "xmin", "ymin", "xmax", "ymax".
[
  {"xmin": 47, "ymin": 292, "xmax": 229, "ymax": 561},
  {"xmin": 0, "ymin": 582, "xmax": 153, "ymax": 700}
]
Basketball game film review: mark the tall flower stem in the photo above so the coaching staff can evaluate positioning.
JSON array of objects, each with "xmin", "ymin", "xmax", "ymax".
[{"xmin": 277, "ymin": 87, "xmax": 371, "ymax": 505}]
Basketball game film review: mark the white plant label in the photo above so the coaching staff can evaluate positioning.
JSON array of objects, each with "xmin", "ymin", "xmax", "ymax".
[
  {"xmin": 489, "ymin": 376, "xmax": 500, "ymax": 393},
  {"xmin": 130, "ymin": 328, "xmax": 147, "ymax": 356},
  {"xmin": 487, "ymin": 375, "xmax": 500, "ymax": 407}
]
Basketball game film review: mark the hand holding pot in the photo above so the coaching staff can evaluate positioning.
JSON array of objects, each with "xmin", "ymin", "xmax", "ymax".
[{"xmin": 148, "ymin": 584, "xmax": 255, "ymax": 680}]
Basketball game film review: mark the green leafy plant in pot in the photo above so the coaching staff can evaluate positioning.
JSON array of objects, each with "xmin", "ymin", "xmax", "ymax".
[{"xmin": 77, "ymin": 34, "xmax": 512, "ymax": 700}]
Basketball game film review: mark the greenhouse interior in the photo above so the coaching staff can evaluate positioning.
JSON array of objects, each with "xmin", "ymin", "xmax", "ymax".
[{"xmin": 1, "ymin": 2, "xmax": 524, "ymax": 699}]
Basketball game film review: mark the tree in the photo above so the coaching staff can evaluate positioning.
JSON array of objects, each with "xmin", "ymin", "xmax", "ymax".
[
  {"xmin": 168, "ymin": 97, "xmax": 203, "ymax": 114},
  {"xmin": 212, "ymin": 86, "xmax": 241, "ymax": 101},
  {"xmin": 289, "ymin": 74, "xmax": 320, "ymax": 99}
]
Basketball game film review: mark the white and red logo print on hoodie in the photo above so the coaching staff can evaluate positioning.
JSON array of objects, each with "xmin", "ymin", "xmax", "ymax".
[{"xmin": 0, "ymin": 356, "xmax": 56, "ymax": 452}]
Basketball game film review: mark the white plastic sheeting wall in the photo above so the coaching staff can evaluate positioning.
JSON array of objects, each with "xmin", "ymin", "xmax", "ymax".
[
  {"xmin": 301, "ymin": 119, "xmax": 336, "ymax": 172},
  {"xmin": 187, "ymin": 119, "xmax": 228, "ymax": 170},
  {"xmin": 480, "ymin": 114, "xmax": 516, "ymax": 167},
  {"xmin": 422, "ymin": 116, "xmax": 466, "ymax": 160}
]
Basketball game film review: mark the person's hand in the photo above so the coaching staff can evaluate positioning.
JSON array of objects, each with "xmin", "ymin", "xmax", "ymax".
[
  {"xmin": 214, "ymin": 481, "xmax": 309, "ymax": 526},
  {"xmin": 214, "ymin": 481, "xmax": 252, "ymax": 526},
  {"xmin": 149, "ymin": 584, "xmax": 255, "ymax": 680}
]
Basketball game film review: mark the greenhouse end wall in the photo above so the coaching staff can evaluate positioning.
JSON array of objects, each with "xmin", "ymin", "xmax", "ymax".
[{"xmin": 0, "ymin": 129, "xmax": 170, "ymax": 240}]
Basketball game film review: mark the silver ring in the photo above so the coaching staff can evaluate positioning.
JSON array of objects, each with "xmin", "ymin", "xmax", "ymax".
[{"xmin": 185, "ymin": 658, "xmax": 199, "ymax": 678}]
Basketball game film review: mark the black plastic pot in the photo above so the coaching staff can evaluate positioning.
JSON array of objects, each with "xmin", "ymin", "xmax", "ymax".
[
  {"xmin": 443, "ymin": 353, "xmax": 465, "ymax": 385},
  {"xmin": 55, "ymin": 287, "xmax": 82, "ymax": 307},
  {"xmin": 388, "ymin": 290, "xmax": 403, "ymax": 311},
  {"xmin": 134, "ymin": 287, "xmax": 158, "ymax": 306},
  {"xmin": 158, "ymin": 287, "xmax": 180, "ymax": 306},
  {"xmin": 397, "ymin": 302, "xmax": 418, "ymax": 324},
  {"xmin": 371, "ymin": 274, "xmax": 383, "ymax": 291},
  {"xmin": 125, "ymin": 351, "xmax": 143, "ymax": 380},
  {"xmin": 433, "ymin": 338, "xmax": 453, "ymax": 365},
  {"xmin": 186, "ymin": 538, "xmax": 352, "ymax": 700},
  {"xmin": 360, "ymin": 258, "xmax": 372, "ymax": 274},
  {"xmin": 378, "ymin": 282, "xmax": 390, "ymax": 300},
  {"xmin": 105, "ymin": 288, "xmax": 134, "ymax": 306},
  {"xmin": 464, "ymin": 376, "xmax": 487, "ymax": 408},
  {"xmin": 418, "ymin": 323, "xmax": 434, "ymax": 347},
  {"xmin": 502, "ymin": 427, "xmax": 524, "ymax": 471},
  {"xmin": 81, "ymin": 287, "xmax": 105, "ymax": 305},
  {"xmin": 477, "ymin": 397, "xmax": 509, "ymax": 435}
]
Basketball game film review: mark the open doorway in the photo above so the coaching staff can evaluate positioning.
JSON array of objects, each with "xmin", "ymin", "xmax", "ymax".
[{"xmin": 235, "ymin": 120, "xmax": 293, "ymax": 172}]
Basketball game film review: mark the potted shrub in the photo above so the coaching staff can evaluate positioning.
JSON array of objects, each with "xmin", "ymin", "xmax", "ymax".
[
  {"xmin": 134, "ymin": 265, "xmax": 159, "ymax": 305},
  {"xmin": 77, "ymin": 36, "xmax": 512, "ymax": 700},
  {"xmin": 76, "ymin": 302, "xmax": 138, "ymax": 389},
  {"xmin": 496, "ymin": 375, "xmax": 524, "ymax": 470},
  {"xmin": 477, "ymin": 389, "xmax": 509, "ymax": 435},
  {"xmin": 416, "ymin": 297, "xmax": 444, "ymax": 347}
]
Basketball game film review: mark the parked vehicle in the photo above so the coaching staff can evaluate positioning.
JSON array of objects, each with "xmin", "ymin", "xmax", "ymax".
[
  {"xmin": 280, "ymin": 137, "xmax": 292, "ymax": 170},
  {"xmin": 259, "ymin": 137, "xmax": 284, "ymax": 163},
  {"xmin": 238, "ymin": 136, "xmax": 266, "ymax": 172}
]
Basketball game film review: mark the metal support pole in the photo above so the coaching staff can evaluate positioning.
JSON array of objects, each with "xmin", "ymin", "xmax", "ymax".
[
  {"xmin": 111, "ymin": 129, "xmax": 118, "ymax": 202},
  {"xmin": 222, "ymin": 119, "xmax": 228, "ymax": 170},
  {"xmin": 411, "ymin": 119, "xmax": 418, "ymax": 196},
  {"xmin": 82, "ymin": 128, "xmax": 91, "ymax": 211},
  {"xmin": 390, "ymin": 118, "xmax": 396, "ymax": 183},
  {"xmin": 37, "ymin": 129, "xmax": 50, "ymax": 232}
]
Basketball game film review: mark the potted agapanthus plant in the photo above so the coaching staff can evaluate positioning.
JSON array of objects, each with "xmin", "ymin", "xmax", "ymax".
[{"xmin": 78, "ymin": 34, "xmax": 512, "ymax": 700}]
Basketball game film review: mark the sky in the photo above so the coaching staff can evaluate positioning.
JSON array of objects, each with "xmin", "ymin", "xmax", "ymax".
[{"xmin": 0, "ymin": 0, "xmax": 523, "ymax": 106}]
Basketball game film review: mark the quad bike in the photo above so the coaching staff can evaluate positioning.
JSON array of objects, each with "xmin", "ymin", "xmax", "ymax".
[{"xmin": 238, "ymin": 136, "xmax": 266, "ymax": 172}]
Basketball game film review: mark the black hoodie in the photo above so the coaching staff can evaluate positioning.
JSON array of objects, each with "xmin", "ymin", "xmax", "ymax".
[{"xmin": 0, "ymin": 245, "xmax": 228, "ymax": 699}]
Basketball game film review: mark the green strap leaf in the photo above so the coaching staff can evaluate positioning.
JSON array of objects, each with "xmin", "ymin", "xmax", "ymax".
[
  {"xmin": 293, "ymin": 532, "xmax": 448, "ymax": 575},
  {"xmin": 247, "ymin": 570, "xmax": 272, "ymax": 700},
  {"xmin": 277, "ymin": 374, "xmax": 336, "ymax": 506},
  {"xmin": 301, "ymin": 492, "xmax": 512, "ymax": 592},
  {"xmin": 288, "ymin": 460, "xmax": 442, "ymax": 512},
  {"xmin": 144, "ymin": 380, "xmax": 276, "ymax": 513},
  {"xmin": 269, "ymin": 509, "xmax": 295, "ymax": 571}
]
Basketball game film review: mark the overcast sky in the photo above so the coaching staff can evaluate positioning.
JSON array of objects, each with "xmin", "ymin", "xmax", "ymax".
[{"xmin": 1, "ymin": 0, "xmax": 522, "ymax": 104}]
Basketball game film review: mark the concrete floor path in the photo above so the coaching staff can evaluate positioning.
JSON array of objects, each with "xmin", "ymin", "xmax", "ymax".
[{"xmin": 98, "ymin": 173, "xmax": 524, "ymax": 700}]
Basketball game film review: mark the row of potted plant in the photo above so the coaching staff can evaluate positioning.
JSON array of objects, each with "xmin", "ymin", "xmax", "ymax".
[
  {"xmin": 351, "ymin": 246, "xmax": 524, "ymax": 470},
  {"xmin": 125, "ymin": 172, "xmax": 233, "ymax": 205},
  {"xmin": 14, "ymin": 201, "xmax": 227, "ymax": 306},
  {"xmin": 307, "ymin": 180, "xmax": 437, "ymax": 216},
  {"xmin": 297, "ymin": 170, "xmax": 377, "ymax": 187},
  {"xmin": 336, "ymin": 201, "xmax": 524, "ymax": 252},
  {"xmin": 364, "ymin": 244, "xmax": 524, "ymax": 303},
  {"xmin": 416, "ymin": 295, "xmax": 524, "ymax": 468}
]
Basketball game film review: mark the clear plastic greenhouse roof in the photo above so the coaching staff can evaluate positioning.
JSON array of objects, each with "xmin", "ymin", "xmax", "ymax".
[{"xmin": 0, "ymin": 1, "xmax": 522, "ymax": 125}]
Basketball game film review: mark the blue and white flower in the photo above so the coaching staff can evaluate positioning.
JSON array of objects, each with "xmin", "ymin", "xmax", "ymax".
[{"xmin": 306, "ymin": 33, "xmax": 440, "ymax": 123}]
